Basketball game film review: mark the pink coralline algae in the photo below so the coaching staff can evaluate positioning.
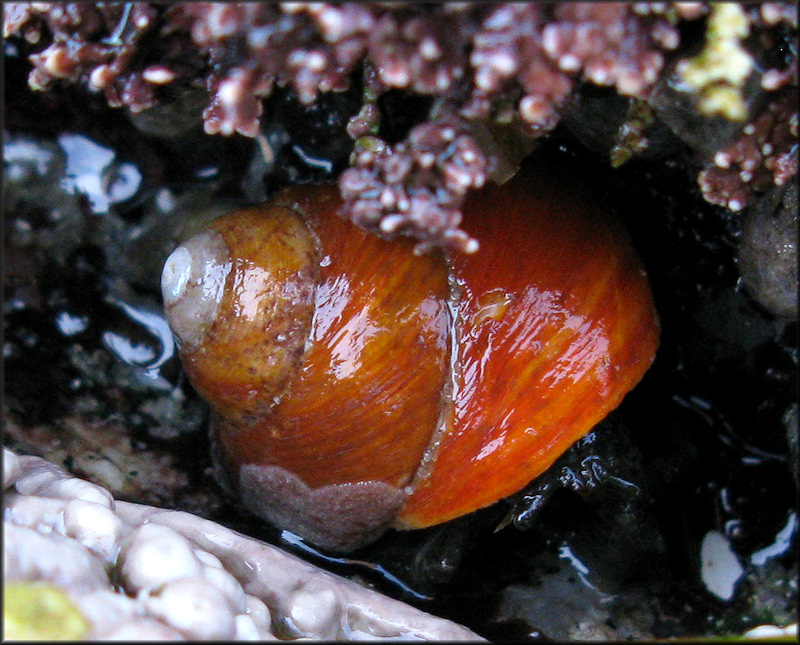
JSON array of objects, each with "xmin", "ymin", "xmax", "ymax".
[
  {"xmin": 4, "ymin": 2, "xmax": 798, "ymax": 251},
  {"xmin": 699, "ymin": 89, "xmax": 798, "ymax": 211},
  {"xmin": 339, "ymin": 115, "xmax": 490, "ymax": 254}
]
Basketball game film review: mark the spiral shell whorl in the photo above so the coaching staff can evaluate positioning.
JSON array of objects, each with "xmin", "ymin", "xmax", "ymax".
[{"xmin": 161, "ymin": 230, "xmax": 231, "ymax": 349}]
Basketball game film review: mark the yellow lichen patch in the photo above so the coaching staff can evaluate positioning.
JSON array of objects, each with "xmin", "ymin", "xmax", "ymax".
[
  {"xmin": 3, "ymin": 581, "xmax": 90, "ymax": 640},
  {"xmin": 676, "ymin": 3, "xmax": 754, "ymax": 121}
]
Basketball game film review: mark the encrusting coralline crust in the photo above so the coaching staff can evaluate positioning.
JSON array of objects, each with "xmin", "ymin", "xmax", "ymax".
[
  {"xmin": 3, "ymin": 448, "xmax": 483, "ymax": 640},
  {"xmin": 4, "ymin": 2, "xmax": 798, "ymax": 252}
]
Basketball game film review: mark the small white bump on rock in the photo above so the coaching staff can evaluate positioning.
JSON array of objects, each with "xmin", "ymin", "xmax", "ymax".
[
  {"xmin": 245, "ymin": 594, "xmax": 274, "ymax": 638},
  {"xmin": 10, "ymin": 460, "xmax": 66, "ymax": 493},
  {"xmin": 4, "ymin": 522, "xmax": 109, "ymax": 591},
  {"xmin": 67, "ymin": 588, "xmax": 142, "ymax": 637},
  {"xmin": 233, "ymin": 614, "xmax": 263, "ymax": 640},
  {"xmin": 193, "ymin": 548, "xmax": 224, "ymax": 569},
  {"xmin": 4, "ymin": 448, "xmax": 26, "ymax": 488},
  {"xmin": 14, "ymin": 465, "xmax": 114, "ymax": 508},
  {"xmin": 48, "ymin": 476, "xmax": 115, "ymax": 508},
  {"xmin": 97, "ymin": 617, "xmax": 185, "ymax": 640},
  {"xmin": 202, "ymin": 565, "xmax": 247, "ymax": 614},
  {"xmin": 63, "ymin": 499, "xmax": 123, "ymax": 562},
  {"xmin": 119, "ymin": 524, "xmax": 203, "ymax": 593},
  {"xmin": 287, "ymin": 587, "xmax": 341, "ymax": 639},
  {"xmin": 4, "ymin": 492, "xmax": 68, "ymax": 535},
  {"xmin": 144, "ymin": 577, "xmax": 236, "ymax": 640}
]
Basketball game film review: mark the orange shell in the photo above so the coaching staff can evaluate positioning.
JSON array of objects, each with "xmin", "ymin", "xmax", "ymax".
[
  {"xmin": 162, "ymin": 162, "xmax": 659, "ymax": 551},
  {"xmin": 398, "ymin": 165, "xmax": 659, "ymax": 528}
]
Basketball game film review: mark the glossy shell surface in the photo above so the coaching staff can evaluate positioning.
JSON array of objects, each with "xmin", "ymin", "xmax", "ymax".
[{"xmin": 162, "ymin": 164, "xmax": 660, "ymax": 550}]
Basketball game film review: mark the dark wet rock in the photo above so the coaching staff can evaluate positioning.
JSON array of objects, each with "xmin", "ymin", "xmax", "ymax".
[{"xmin": 738, "ymin": 181, "xmax": 798, "ymax": 318}]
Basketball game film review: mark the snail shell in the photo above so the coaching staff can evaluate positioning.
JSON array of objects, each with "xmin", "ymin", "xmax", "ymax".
[{"xmin": 161, "ymin": 162, "xmax": 659, "ymax": 551}]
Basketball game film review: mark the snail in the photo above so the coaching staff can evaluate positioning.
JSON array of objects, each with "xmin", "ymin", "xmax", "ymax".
[{"xmin": 160, "ymin": 161, "xmax": 660, "ymax": 552}]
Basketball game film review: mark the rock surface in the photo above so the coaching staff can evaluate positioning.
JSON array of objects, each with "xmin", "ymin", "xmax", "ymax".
[{"xmin": 3, "ymin": 447, "xmax": 483, "ymax": 641}]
